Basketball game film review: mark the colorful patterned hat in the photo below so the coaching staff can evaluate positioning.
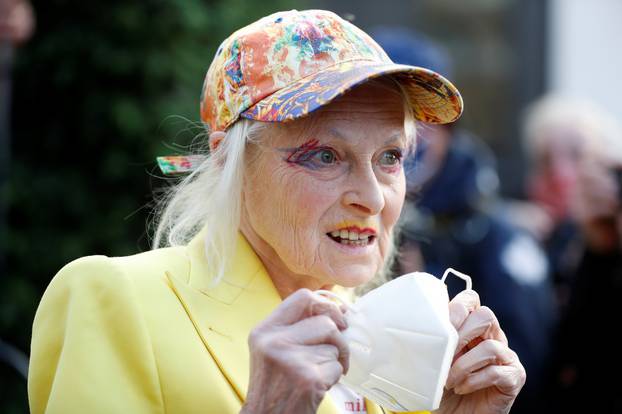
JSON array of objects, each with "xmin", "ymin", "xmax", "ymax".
[{"xmin": 159, "ymin": 9, "xmax": 463, "ymax": 175}]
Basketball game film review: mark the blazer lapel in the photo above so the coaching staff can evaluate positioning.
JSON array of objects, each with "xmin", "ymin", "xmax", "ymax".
[
  {"xmin": 165, "ymin": 227, "xmax": 341, "ymax": 413},
  {"xmin": 165, "ymin": 227, "xmax": 278, "ymax": 402}
]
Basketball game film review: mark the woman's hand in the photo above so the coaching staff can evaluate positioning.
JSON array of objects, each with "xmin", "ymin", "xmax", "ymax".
[
  {"xmin": 241, "ymin": 288, "xmax": 349, "ymax": 414},
  {"xmin": 438, "ymin": 290, "xmax": 526, "ymax": 414}
]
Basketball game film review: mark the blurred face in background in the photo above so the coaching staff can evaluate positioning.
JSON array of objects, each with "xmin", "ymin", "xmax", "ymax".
[
  {"xmin": 240, "ymin": 82, "xmax": 408, "ymax": 294},
  {"xmin": 528, "ymin": 126, "xmax": 585, "ymax": 222}
]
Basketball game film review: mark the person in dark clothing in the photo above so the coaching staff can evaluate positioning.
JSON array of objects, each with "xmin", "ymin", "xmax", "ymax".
[
  {"xmin": 507, "ymin": 96, "xmax": 622, "ymax": 317},
  {"xmin": 546, "ymin": 158, "xmax": 622, "ymax": 412}
]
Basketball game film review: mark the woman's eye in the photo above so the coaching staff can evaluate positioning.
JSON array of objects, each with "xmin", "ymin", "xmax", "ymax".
[
  {"xmin": 379, "ymin": 150, "xmax": 403, "ymax": 166},
  {"xmin": 314, "ymin": 149, "xmax": 337, "ymax": 164},
  {"xmin": 282, "ymin": 141, "xmax": 341, "ymax": 171}
]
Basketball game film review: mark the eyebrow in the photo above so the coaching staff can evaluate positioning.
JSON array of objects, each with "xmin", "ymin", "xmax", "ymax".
[{"xmin": 328, "ymin": 128, "xmax": 405, "ymax": 145}]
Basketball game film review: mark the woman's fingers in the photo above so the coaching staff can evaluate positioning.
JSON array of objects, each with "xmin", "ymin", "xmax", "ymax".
[
  {"xmin": 446, "ymin": 339, "xmax": 518, "ymax": 390},
  {"xmin": 290, "ymin": 315, "xmax": 350, "ymax": 374},
  {"xmin": 442, "ymin": 289, "xmax": 526, "ymax": 411},
  {"xmin": 261, "ymin": 288, "xmax": 315, "ymax": 326},
  {"xmin": 317, "ymin": 360, "xmax": 345, "ymax": 387},
  {"xmin": 456, "ymin": 306, "xmax": 508, "ymax": 353},
  {"xmin": 308, "ymin": 295, "xmax": 348, "ymax": 330},
  {"xmin": 245, "ymin": 288, "xmax": 351, "ymax": 413},
  {"xmin": 262, "ymin": 288, "xmax": 346, "ymax": 330},
  {"xmin": 250, "ymin": 288, "xmax": 350, "ymax": 379},
  {"xmin": 448, "ymin": 290, "xmax": 480, "ymax": 330},
  {"xmin": 449, "ymin": 294, "xmax": 507, "ymax": 364},
  {"xmin": 310, "ymin": 345, "xmax": 345, "ymax": 385},
  {"xmin": 453, "ymin": 364, "xmax": 525, "ymax": 397}
]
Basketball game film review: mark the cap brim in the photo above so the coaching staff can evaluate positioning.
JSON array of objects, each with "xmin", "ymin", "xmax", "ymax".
[{"xmin": 240, "ymin": 60, "xmax": 463, "ymax": 125}]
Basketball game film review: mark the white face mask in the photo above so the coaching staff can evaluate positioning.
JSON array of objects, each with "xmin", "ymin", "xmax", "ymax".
[{"xmin": 317, "ymin": 268, "xmax": 472, "ymax": 412}]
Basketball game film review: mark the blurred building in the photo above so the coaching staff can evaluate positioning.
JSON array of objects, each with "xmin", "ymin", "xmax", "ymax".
[{"xmin": 548, "ymin": 0, "xmax": 622, "ymax": 122}]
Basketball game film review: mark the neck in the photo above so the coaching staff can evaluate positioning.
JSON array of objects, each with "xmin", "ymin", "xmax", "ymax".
[{"xmin": 239, "ymin": 224, "xmax": 333, "ymax": 299}]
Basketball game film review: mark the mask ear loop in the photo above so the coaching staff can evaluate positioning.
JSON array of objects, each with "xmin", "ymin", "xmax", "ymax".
[
  {"xmin": 441, "ymin": 268, "xmax": 473, "ymax": 291},
  {"xmin": 315, "ymin": 290, "xmax": 356, "ymax": 313}
]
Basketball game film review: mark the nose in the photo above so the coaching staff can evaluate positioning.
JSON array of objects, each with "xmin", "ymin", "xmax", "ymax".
[{"xmin": 342, "ymin": 165, "xmax": 385, "ymax": 216}]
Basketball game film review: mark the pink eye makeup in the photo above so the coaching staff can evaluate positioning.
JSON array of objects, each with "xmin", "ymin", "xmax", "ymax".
[{"xmin": 278, "ymin": 139, "xmax": 405, "ymax": 178}]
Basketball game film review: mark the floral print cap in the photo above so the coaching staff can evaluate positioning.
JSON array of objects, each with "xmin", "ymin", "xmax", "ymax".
[{"xmin": 200, "ymin": 9, "xmax": 463, "ymax": 132}]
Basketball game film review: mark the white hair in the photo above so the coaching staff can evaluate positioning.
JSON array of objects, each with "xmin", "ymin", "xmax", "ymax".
[
  {"xmin": 152, "ymin": 78, "xmax": 417, "ymax": 287},
  {"xmin": 523, "ymin": 94, "xmax": 622, "ymax": 165}
]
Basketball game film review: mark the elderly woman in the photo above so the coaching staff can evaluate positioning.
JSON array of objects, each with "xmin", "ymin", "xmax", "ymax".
[{"xmin": 28, "ymin": 9, "xmax": 525, "ymax": 414}]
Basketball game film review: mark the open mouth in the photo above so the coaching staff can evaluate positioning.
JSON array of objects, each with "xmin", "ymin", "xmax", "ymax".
[{"xmin": 326, "ymin": 229, "xmax": 376, "ymax": 246}]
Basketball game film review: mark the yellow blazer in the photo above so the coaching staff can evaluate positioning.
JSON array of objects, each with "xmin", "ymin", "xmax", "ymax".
[{"xmin": 29, "ymin": 227, "xmax": 428, "ymax": 414}]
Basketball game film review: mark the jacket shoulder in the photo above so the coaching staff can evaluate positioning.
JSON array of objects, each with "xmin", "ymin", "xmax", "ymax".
[
  {"xmin": 47, "ymin": 245, "xmax": 189, "ymax": 294},
  {"xmin": 111, "ymin": 245, "xmax": 191, "ymax": 284},
  {"xmin": 29, "ymin": 252, "xmax": 180, "ymax": 413}
]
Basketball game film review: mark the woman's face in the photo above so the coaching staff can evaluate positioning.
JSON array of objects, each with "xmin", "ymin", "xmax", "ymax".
[{"xmin": 240, "ymin": 82, "xmax": 408, "ymax": 291}]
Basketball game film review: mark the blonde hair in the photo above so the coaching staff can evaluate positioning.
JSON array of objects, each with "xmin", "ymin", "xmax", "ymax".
[{"xmin": 152, "ymin": 78, "xmax": 417, "ymax": 287}]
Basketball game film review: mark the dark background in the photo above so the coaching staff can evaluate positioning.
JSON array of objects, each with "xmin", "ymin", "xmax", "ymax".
[{"xmin": 1, "ymin": 0, "xmax": 546, "ymax": 412}]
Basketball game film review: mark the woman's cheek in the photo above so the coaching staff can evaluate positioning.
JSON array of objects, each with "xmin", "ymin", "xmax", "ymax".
[
  {"xmin": 272, "ymin": 170, "xmax": 335, "ymax": 240},
  {"xmin": 290, "ymin": 179, "xmax": 337, "ymax": 226}
]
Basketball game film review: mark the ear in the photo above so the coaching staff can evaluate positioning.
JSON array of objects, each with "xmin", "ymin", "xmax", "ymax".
[{"xmin": 209, "ymin": 131, "xmax": 226, "ymax": 152}]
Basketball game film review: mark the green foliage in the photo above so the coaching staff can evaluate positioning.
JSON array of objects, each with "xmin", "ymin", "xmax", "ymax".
[{"xmin": 2, "ymin": 0, "xmax": 305, "ymax": 411}]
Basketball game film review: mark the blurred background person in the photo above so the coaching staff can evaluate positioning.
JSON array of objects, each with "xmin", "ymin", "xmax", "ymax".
[
  {"xmin": 372, "ymin": 26, "xmax": 556, "ymax": 414},
  {"xmin": 547, "ymin": 131, "xmax": 622, "ymax": 413},
  {"xmin": 507, "ymin": 97, "xmax": 622, "ymax": 310}
]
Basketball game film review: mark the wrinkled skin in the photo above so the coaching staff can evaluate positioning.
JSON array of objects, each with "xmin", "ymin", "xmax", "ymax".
[{"xmin": 230, "ymin": 82, "xmax": 525, "ymax": 413}]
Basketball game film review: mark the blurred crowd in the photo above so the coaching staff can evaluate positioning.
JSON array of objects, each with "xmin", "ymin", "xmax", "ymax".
[{"xmin": 377, "ymin": 27, "xmax": 622, "ymax": 413}]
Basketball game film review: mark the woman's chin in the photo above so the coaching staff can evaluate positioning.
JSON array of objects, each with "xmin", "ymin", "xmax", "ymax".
[
  {"xmin": 323, "ymin": 263, "xmax": 378, "ymax": 288},
  {"xmin": 317, "ymin": 238, "xmax": 383, "ymax": 287}
]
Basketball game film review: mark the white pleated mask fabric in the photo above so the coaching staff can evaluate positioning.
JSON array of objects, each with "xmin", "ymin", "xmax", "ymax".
[{"xmin": 317, "ymin": 268, "xmax": 472, "ymax": 412}]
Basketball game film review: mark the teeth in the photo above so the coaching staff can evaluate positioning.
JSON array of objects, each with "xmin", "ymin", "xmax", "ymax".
[
  {"xmin": 339, "ymin": 238, "xmax": 369, "ymax": 246},
  {"xmin": 329, "ymin": 229, "xmax": 374, "ymax": 244}
]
